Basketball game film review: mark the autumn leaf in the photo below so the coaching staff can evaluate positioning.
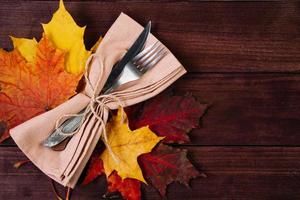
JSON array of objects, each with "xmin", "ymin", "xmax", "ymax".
[
  {"xmin": 139, "ymin": 144, "xmax": 201, "ymax": 196},
  {"xmin": 82, "ymin": 151, "xmax": 104, "ymax": 185},
  {"xmin": 10, "ymin": 0, "xmax": 96, "ymax": 74},
  {"xmin": 126, "ymin": 93, "xmax": 208, "ymax": 143},
  {"xmin": 100, "ymin": 109, "xmax": 163, "ymax": 183},
  {"xmin": 83, "ymin": 93, "xmax": 206, "ymax": 198},
  {"xmin": 108, "ymin": 171, "xmax": 141, "ymax": 200},
  {"xmin": 10, "ymin": 36, "xmax": 38, "ymax": 63},
  {"xmin": 83, "ymin": 158, "xmax": 141, "ymax": 200},
  {"xmin": 82, "ymin": 150, "xmax": 141, "ymax": 200},
  {"xmin": 42, "ymin": 0, "xmax": 90, "ymax": 74},
  {"xmin": 0, "ymin": 35, "xmax": 81, "ymax": 143}
]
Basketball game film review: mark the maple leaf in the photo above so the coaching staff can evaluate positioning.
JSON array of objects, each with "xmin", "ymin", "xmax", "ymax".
[
  {"xmin": 82, "ymin": 150, "xmax": 141, "ymax": 200},
  {"xmin": 10, "ymin": 0, "xmax": 99, "ymax": 74},
  {"xmin": 126, "ymin": 93, "xmax": 208, "ymax": 143},
  {"xmin": 139, "ymin": 144, "xmax": 200, "ymax": 196},
  {"xmin": 42, "ymin": 0, "xmax": 90, "ymax": 74},
  {"xmin": 100, "ymin": 109, "xmax": 163, "ymax": 183},
  {"xmin": 0, "ymin": 35, "xmax": 81, "ymax": 143},
  {"xmin": 108, "ymin": 171, "xmax": 141, "ymax": 200},
  {"xmin": 83, "ymin": 159, "xmax": 141, "ymax": 200},
  {"xmin": 82, "ymin": 151, "xmax": 104, "ymax": 185},
  {"xmin": 10, "ymin": 36, "xmax": 38, "ymax": 63}
]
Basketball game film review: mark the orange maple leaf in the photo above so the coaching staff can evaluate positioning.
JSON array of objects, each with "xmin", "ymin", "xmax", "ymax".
[{"xmin": 0, "ymin": 35, "xmax": 81, "ymax": 143}]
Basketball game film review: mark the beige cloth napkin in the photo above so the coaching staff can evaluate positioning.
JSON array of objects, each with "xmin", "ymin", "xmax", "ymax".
[{"xmin": 10, "ymin": 13, "xmax": 186, "ymax": 188}]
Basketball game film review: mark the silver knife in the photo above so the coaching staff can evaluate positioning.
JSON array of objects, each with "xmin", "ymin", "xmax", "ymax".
[{"xmin": 43, "ymin": 22, "xmax": 151, "ymax": 148}]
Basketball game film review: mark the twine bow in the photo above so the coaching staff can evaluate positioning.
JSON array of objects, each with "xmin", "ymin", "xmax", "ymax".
[{"xmin": 55, "ymin": 54, "xmax": 124, "ymax": 163}]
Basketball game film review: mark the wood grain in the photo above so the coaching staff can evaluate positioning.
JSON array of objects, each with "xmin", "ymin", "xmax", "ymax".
[
  {"xmin": 1, "ymin": 1, "xmax": 300, "ymax": 199},
  {"xmin": 0, "ymin": 1, "xmax": 300, "ymax": 72},
  {"xmin": 1, "ymin": 147, "xmax": 300, "ymax": 200},
  {"xmin": 2, "ymin": 74, "xmax": 300, "ymax": 146},
  {"xmin": 176, "ymin": 74, "xmax": 300, "ymax": 145}
]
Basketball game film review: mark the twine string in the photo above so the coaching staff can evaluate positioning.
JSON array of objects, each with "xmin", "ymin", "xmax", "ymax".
[{"xmin": 55, "ymin": 54, "xmax": 125, "ymax": 163}]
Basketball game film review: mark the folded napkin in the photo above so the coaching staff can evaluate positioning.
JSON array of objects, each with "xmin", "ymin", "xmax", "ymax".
[{"xmin": 10, "ymin": 13, "xmax": 186, "ymax": 188}]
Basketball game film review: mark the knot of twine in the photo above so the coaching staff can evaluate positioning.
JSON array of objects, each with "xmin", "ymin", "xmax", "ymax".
[{"xmin": 55, "ymin": 54, "xmax": 124, "ymax": 163}]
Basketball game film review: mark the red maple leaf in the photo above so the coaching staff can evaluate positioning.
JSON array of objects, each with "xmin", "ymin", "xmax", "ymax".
[
  {"xmin": 108, "ymin": 171, "xmax": 141, "ymax": 200},
  {"xmin": 139, "ymin": 144, "xmax": 201, "ymax": 196},
  {"xmin": 82, "ymin": 149, "xmax": 141, "ymax": 200},
  {"xmin": 82, "ymin": 153, "xmax": 141, "ymax": 200},
  {"xmin": 82, "ymin": 152, "xmax": 104, "ymax": 185},
  {"xmin": 83, "ymin": 93, "xmax": 207, "ymax": 199},
  {"xmin": 126, "ymin": 93, "xmax": 208, "ymax": 143}
]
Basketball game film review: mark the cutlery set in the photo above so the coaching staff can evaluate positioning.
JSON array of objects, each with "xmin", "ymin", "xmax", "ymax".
[{"xmin": 43, "ymin": 21, "xmax": 168, "ymax": 149}]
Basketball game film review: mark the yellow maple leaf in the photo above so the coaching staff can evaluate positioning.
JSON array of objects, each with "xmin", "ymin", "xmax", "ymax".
[
  {"xmin": 10, "ymin": 36, "xmax": 37, "ymax": 63},
  {"xmin": 42, "ymin": 0, "xmax": 90, "ymax": 74},
  {"xmin": 100, "ymin": 109, "xmax": 163, "ymax": 183}
]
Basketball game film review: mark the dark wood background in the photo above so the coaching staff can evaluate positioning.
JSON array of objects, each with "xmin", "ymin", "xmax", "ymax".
[{"xmin": 1, "ymin": 1, "xmax": 300, "ymax": 199}]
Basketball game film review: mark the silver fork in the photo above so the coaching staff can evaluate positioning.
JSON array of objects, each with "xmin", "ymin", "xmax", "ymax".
[
  {"xmin": 43, "ymin": 41, "xmax": 168, "ymax": 149},
  {"xmin": 104, "ymin": 41, "xmax": 167, "ymax": 93}
]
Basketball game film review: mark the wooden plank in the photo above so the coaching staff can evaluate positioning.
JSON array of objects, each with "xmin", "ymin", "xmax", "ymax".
[
  {"xmin": 2, "ymin": 73, "xmax": 300, "ymax": 146},
  {"xmin": 0, "ymin": 146, "xmax": 300, "ymax": 199},
  {"xmin": 1, "ymin": 1, "xmax": 300, "ymax": 72},
  {"xmin": 175, "ymin": 74, "xmax": 300, "ymax": 145}
]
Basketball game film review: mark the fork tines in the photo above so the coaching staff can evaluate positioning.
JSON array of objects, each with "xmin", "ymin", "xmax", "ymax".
[{"xmin": 132, "ymin": 41, "xmax": 168, "ymax": 73}]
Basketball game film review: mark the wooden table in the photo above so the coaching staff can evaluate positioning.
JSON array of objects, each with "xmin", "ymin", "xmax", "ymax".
[{"xmin": 1, "ymin": 1, "xmax": 300, "ymax": 199}]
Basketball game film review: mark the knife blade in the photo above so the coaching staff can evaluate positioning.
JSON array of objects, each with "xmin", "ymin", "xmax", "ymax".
[
  {"xmin": 102, "ymin": 21, "xmax": 151, "ymax": 91},
  {"xmin": 43, "ymin": 21, "xmax": 151, "ymax": 148}
]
